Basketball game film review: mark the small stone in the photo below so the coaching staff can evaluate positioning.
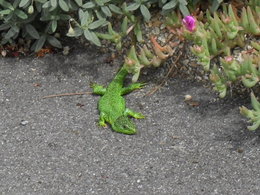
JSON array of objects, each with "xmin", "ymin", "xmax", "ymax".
[
  {"xmin": 152, "ymin": 27, "xmax": 160, "ymax": 35},
  {"xmin": 18, "ymin": 38, "xmax": 25, "ymax": 45},
  {"xmin": 160, "ymin": 23, "xmax": 166, "ymax": 29},
  {"xmin": 1, "ymin": 50, "xmax": 7, "ymax": 57},
  {"xmin": 233, "ymin": 48, "xmax": 241, "ymax": 55},
  {"xmin": 184, "ymin": 95, "xmax": 192, "ymax": 101},
  {"xmin": 63, "ymin": 46, "xmax": 70, "ymax": 55},
  {"xmin": 182, "ymin": 59, "xmax": 189, "ymax": 65},
  {"xmin": 158, "ymin": 36, "xmax": 166, "ymax": 43},
  {"xmin": 203, "ymin": 75, "xmax": 209, "ymax": 80},
  {"xmin": 236, "ymin": 53, "xmax": 243, "ymax": 63},
  {"xmin": 54, "ymin": 33, "xmax": 60, "ymax": 38},
  {"xmin": 196, "ymin": 76, "xmax": 202, "ymax": 80},
  {"xmin": 246, "ymin": 45, "xmax": 252, "ymax": 50},
  {"xmin": 20, "ymin": 120, "xmax": 29, "ymax": 126}
]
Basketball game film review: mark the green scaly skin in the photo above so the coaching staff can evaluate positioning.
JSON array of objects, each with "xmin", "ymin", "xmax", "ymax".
[{"xmin": 91, "ymin": 67, "xmax": 145, "ymax": 135}]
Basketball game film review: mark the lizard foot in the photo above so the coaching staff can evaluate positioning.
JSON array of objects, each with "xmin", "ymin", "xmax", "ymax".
[
  {"xmin": 125, "ymin": 108, "xmax": 145, "ymax": 119},
  {"xmin": 99, "ymin": 121, "xmax": 107, "ymax": 128}
]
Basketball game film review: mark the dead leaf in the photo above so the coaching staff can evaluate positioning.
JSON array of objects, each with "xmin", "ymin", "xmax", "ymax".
[
  {"xmin": 185, "ymin": 100, "xmax": 200, "ymax": 107},
  {"xmin": 76, "ymin": 103, "xmax": 85, "ymax": 108},
  {"xmin": 33, "ymin": 83, "xmax": 41, "ymax": 87}
]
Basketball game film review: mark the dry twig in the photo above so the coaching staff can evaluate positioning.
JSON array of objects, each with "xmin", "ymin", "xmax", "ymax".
[
  {"xmin": 42, "ymin": 92, "xmax": 92, "ymax": 99},
  {"xmin": 145, "ymin": 49, "xmax": 183, "ymax": 96}
]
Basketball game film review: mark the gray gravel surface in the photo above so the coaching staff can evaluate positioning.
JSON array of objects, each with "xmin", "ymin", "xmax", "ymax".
[{"xmin": 0, "ymin": 47, "xmax": 259, "ymax": 195}]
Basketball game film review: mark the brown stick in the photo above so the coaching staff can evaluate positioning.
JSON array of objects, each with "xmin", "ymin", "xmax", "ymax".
[
  {"xmin": 42, "ymin": 92, "xmax": 92, "ymax": 99},
  {"xmin": 145, "ymin": 50, "xmax": 183, "ymax": 96}
]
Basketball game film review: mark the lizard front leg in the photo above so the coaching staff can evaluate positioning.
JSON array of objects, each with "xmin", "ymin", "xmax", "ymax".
[
  {"xmin": 121, "ymin": 83, "xmax": 146, "ymax": 95},
  {"xmin": 124, "ymin": 108, "xmax": 145, "ymax": 119},
  {"xmin": 91, "ymin": 83, "xmax": 107, "ymax": 95}
]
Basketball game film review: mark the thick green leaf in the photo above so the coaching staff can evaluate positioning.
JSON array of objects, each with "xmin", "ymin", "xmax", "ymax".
[
  {"xmin": 34, "ymin": 35, "xmax": 47, "ymax": 51},
  {"xmin": 95, "ymin": 0, "xmax": 104, "ymax": 6},
  {"xmin": 241, "ymin": 7, "xmax": 249, "ymax": 30},
  {"xmin": 80, "ymin": 11, "xmax": 90, "ymax": 26},
  {"xmin": 14, "ymin": 9, "xmax": 28, "ymax": 19},
  {"xmin": 108, "ymin": 4, "xmax": 122, "ymax": 14},
  {"xmin": 4, "ymin": 26, "xmax": 19, "ymax": 39},
  {"xmin": 247, "ymin": 120, "xmax": 260, "ymax": 131},
  {"xmin": 126, "ymin": 2, "xmax": 140, "ymax": 11},
  {"xmin": 242, "ymin": 75, "xmax": 259, "ymax": 88},
  {"xmin": 161, "ymin": 0, "xmax": 168, "ymax": 4},
  {"xmin": 0, "ymin": 23, "xmax": 10, "ymax": 31},
  {"xmin": 42, "ymin": 1, "xmax": 51, "ymax": 8},
  {"xmin": 101, "ymin": 6, "xmax": 112, "ymax": 17},
  {"xmin": 140, "ymin": 4, "xmax": 151, "ymax": 21},
  {"xmin": 82, "ymin": 1, "xmax": 95, "ymax": 9},
  {"xmin": 95, "ymin": 10, "xmax": 105, "ymax": 20},
  {"xmin": 88, "ymin": 19, "xmax": 107, "ymax": 30},
  {"xmin": 102, "ymin": 0, "xmax": 111, "ymax": 3},
  {"xmin": 210, "ymin": 0, "xmax": 223, "ymax": 12},
  {"xmin": 84, "ymin": 29, "xmax": 101, "ymax": 46},
  {"xmin": 50, "ymin": 0, "xmax": 57, "ymax": 8},
  {"xmin": 0, "ymin": 9, "xmax": 11, "ymax": 15},
  {"xmin": 13, "ymin": 0, "xmax": 20, "ymax": 9},
  {"xmin": 51, "ymin": 20, "xmax": 57, "ymax": 32},
  {"xmin": 96, "ymin": 32, "xmax": 114, "ymax": 40},
  {"xmin": 25, "ymin": 24, "xmax": 40, "ymax": 39},
  {"xmin": 19, "ymin": 0, "xmax": 30, "ymax": 7},
  {"xmin": 121, "ymin": 16, "xmax": 128, "ymax": 34},
  {"xmin": 0, "ymin": 0, "xmax": 14, "ymax": 10},
  {"xmin": 67, "ymin": 0, "xmax": 78, "ymax": 10},
  {"xmin": 47, "ymin": 36, "xmax": 62, "ymax": 48},
  {"xmin": 59, "ymin": 0, "xmax": 69, "ymax": 11},
  {"xmin": 162, "ymin": 0, "xmax": 178, "ymax": 10},
  {"xmin": 35, "ymin": 0, "xmax": 48, "ymax": 3},
  {"xmin": 178, "ymin": 0, "xmax": 187, "ymax": 5},
  {"xmin": 134, "ymin": 23, "xmax": 143, "ymax": 42},
  {"xmin": 251, "ymin": 92, "xmax": 260, "ymax": 111},
  {"xmin": 74, "ymin": 0, "xmax": 82, "ymax": 6},
  {"xmin": 179, "ymin": 3, "xmax": 190, "ymax": 16},
  {"xmin": 78, "ymin": 8, "xmax": 84, "ymax": 20}
]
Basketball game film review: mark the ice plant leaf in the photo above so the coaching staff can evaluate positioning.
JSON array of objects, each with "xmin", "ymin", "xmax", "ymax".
[{"xmin": 250, "ymin": 92, "xmax": 260, "ymax": 112}]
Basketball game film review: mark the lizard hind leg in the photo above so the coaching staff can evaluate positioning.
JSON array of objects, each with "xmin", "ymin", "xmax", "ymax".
[
  {"xmin": 99, "ymin": 112, "xmax": 107, "ymax": 127},
  {"xmin": 124, "ymin": 108, "xmax": 145, "ymax": 119}
]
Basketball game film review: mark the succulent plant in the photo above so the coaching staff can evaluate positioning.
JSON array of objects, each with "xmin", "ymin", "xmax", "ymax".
[
  {"xmin": 179, "ymin": 3, "xmax": 260, "ymax": 72},
  {"xmin": 240, "ymin": 93, "xmax": 260, "ymax": 131},
  {"xmin": 123, "ymin": 36, "xmax": 174, "ymax": 82}
]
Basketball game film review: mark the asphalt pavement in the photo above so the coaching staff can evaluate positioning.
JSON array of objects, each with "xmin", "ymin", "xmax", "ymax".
[{"xmin": 0, "ymin": 46, "xmax": 259, "ymax": 194}]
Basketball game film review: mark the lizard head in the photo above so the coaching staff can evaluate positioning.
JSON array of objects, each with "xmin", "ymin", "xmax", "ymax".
[{"xmin": 112, "ymin": 116, "xmax": 136, "ymax": 135}]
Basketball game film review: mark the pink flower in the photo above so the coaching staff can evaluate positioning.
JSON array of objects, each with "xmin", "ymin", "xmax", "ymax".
[
  {"xmin": 193, "ymin": 45, "xmax": 203, "ymax": 53},
  {"xmin": 182, "ymin": 16, "xmax": 196, "ymax": 32},
  {"xmin": 224, "ymin": 56, "xmax": 233, "ymax": 62}
]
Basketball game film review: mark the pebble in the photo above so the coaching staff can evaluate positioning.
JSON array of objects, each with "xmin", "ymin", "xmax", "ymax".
[
  {"xmin": 184, "ymin": 95, "xmax": 192, "ymax": 101},
  {"xmin": 63, "ymin": 46, "xmax": 70, "ymax": 55},
  {"xmin": 20, "ymin": 120, "xmax": 29, "ymax": 126},
  {"xmin": 152, "ymin": 27, "xmax": 160, "ymax": 35},
  {"xmin": 158, "ymin": 36, "xmax": 166, "ymax": 43},
  {"xmin": 182, "ymin": 59, "xmax": 189, "ymax": 65}
]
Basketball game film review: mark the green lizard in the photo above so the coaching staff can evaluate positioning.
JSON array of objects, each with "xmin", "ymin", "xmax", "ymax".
[{"xmin": 91, "ymin": 66, "xmax": 145, "ymax": 135}]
